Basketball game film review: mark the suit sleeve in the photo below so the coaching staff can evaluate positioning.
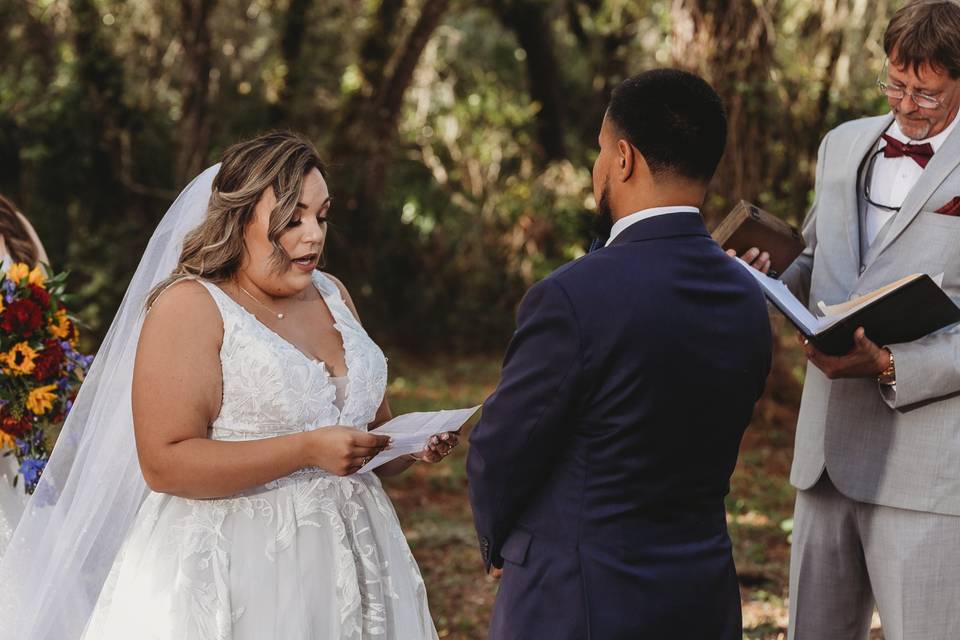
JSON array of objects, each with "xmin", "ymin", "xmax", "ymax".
[
  {"xmin": 882, "ymin": 324, "xmax": 960, "ymax": 409},
  {"xmin": 466, "ymin": 277, "xmax": 584, "ymax": 570},
  {"xmin": 781, "ymin": 131, "xmax": 830, "ymax": 306}
]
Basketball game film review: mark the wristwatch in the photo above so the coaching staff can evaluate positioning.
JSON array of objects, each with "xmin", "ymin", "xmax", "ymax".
[{"xmin": 878, "ymin": 348, "xmax": 896, "ymax": 386}]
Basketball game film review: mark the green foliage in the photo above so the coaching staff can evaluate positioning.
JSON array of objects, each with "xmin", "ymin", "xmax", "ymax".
[{"xmin": 0, "ymin": 0, "xmax": 901, "ymax": 353}]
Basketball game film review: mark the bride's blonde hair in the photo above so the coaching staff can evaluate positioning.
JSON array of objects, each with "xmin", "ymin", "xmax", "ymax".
[{"xmin": 147, "ymin": 131, "xmax": 325, "ymax": 308}]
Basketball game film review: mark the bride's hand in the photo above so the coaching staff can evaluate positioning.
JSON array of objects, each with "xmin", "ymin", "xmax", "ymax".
[
  {"xmin": 413, "ymin": 432, "xmax": 459, "ymax": 464},
  {"xmin": 303, "ymin": 426, "xmax": 392, "ymax": 476}
]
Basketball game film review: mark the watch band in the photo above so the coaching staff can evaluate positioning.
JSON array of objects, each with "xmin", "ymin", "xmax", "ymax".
[{"xmin": 878, "ymin": 348, "xmax": 896, "ymax": 386}]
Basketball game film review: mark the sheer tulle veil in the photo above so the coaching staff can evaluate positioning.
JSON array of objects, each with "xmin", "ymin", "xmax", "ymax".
[{"xmin": 0, "ymin": 164, "xmax": 221, "ymax": 639}]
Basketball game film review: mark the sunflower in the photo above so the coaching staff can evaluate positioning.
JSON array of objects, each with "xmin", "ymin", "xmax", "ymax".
[
  {"xmin": 28, "ymin": 265, "xmax": 46, "ymax": 288},
  {"xmin": 3, "ymin": 342, "xmax": 38, "ymax": 375},
  {"xmin": 0, "ymin": 430, "xmax": 15, "ymax": 451},
  {"xmin": 4, "ymin": 262, "xmax": 30, "ymax": 284},
  {"xmin": 26, "ymin": 384, "xmax": 58, "ymax": 416},
  {"xmin": 48, "ymin": 309, "xmax": 71, "ymax": 340}
]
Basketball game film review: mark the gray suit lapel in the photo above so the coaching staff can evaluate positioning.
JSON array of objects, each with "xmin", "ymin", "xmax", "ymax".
[
  {"xmin": 866, "ymin": 120, "xmax": 960, "ymax": 268},
  {"xmin": 842, "ymin": 115, "xmax": 894, "ymax": 270}
]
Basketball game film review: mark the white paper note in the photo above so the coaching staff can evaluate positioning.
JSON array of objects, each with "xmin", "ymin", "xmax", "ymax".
[{"xmin": 357, "ymin": 406, "xmax": 480, "ymax": 473}]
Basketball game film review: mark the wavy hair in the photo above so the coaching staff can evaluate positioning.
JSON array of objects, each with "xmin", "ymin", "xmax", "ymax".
[
  {"xmin": 0, "ymin": 194, "xmax": 40, "ymax": 266},
  {"xmin": 147, "ymin": 131, "xmax": 325, "ymax": 308}
]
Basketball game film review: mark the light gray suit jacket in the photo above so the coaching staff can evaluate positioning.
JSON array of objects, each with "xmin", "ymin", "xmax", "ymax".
[{"xmin": 782, "ymin": 113, "xmax": 960, "ymax": 516}]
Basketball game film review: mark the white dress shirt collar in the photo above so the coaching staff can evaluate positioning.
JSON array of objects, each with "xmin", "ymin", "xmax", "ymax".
[{"xmin": 605, "ymin": 206, "xmax": 700, "ymax": 247}]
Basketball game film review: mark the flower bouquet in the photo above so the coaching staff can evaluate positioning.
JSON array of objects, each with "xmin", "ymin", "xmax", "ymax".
[{"xmin": 0, "ymin": 262, "xmax": 92, "ymax": 493}]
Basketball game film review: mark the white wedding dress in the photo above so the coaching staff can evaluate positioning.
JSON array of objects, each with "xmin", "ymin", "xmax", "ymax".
[
  {"xmin": 81, "ymin": 272, "xmax": 438, "ymax": 639},
  {"xmin": 0, "ymin": 245, "xmax": 29, "ymax": 557}
]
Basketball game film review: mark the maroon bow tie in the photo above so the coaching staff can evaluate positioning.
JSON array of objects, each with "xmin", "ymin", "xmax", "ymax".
[{"xmin": 881, "ymin": 134, "xmax": 935, "ymax": 168}]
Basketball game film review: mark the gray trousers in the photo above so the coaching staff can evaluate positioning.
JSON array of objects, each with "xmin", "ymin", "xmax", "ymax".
[{"xmin": 788, "ymin": 474, "xmax": 960, "ymax": 640}]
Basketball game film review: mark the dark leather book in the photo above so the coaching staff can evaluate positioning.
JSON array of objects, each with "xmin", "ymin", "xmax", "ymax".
[
  {"xmin": 712, "ymin": 201, "xmax": 805, "ymax": 278},
  {"xmin": 737, "ymin": 263, "xmax": 960, "ymax": 356}
]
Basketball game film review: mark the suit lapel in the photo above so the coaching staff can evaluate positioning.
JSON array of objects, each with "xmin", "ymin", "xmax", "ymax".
[
  {"xmin": 843, "ymin": 114, "xmax": 894, "ymax": 271},
  {"xmin": 866, "ymin": 119, "xmax": 960, "ymax": 268}
]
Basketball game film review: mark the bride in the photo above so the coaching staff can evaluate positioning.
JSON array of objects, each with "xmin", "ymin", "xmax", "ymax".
[
  {"xmin": 0, "ymin": 194, "xmax": 50, "ymax": 556},
  {"xmin": 0, "ymin": 132, "xmax": 456, "ymax": 639}
]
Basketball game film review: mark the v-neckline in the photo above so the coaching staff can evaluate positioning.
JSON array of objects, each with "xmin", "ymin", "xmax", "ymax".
[{"xmin": 212, "ymin": 277, "xmax": 349, "ymax": 379}]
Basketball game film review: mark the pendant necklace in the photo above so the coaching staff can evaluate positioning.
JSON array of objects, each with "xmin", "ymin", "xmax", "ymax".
[{"xmin": 237, "ymin": 283, "xmax": 285, "ymax": 320}]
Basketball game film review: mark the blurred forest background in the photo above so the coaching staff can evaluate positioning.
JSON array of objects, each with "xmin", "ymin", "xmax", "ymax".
[{"xmin": 1, "ymin": 0, "xmax": 899, "ymax": 637}]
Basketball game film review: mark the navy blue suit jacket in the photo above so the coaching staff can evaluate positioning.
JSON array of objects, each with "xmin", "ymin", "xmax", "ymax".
[{"xmin": 467, "ymin": 212, "xmax": 772, "ymax": 640}]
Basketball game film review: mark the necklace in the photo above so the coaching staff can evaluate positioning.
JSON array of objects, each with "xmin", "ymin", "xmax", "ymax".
[{"xmin": 236, "ymin": 283, "xmax": 285, "ymax": 320}]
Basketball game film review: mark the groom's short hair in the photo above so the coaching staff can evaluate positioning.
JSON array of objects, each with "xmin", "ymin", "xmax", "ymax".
[{"xmin": 606, "ymin": 68, "xmax": 727, "ymax": 183}]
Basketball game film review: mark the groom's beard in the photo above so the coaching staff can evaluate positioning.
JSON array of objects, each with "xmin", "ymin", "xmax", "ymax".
[{"xmin": 593, "ymin": 183, "xmax": 614, "ymax": 242}]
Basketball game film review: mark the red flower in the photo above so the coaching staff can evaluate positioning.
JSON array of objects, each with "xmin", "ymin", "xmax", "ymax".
[
  {"xmin": 0, "ymin": 413, "xmax": 32, "ymax": 438},
  {"xmin": 0, "ymin": 298, "xmax": 44, "ymax": 335},
  {"xmin": 33, "ymin": 339, "xmax": 65, "ymax": 382},
  {"xmin": 28, "ymin": 285, "xmax": 51, "ymax": 307}
]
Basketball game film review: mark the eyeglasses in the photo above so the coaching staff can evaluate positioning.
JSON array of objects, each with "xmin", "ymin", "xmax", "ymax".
[
  {"xmin": 877, "ymin": 62, "xmax": 946, "ymax": 110},
  {"xmin": 878, "ymin": 80, "xmax": 945, "ymax": 109},
  {"xmin": 862, "ymin": 148, "xmax": 900, "ymax": 212}
]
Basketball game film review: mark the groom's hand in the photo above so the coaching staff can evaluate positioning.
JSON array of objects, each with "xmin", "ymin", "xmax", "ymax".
[{"xmin": 488, "ymin": 567, "xmax": 503, "ymax": 579}]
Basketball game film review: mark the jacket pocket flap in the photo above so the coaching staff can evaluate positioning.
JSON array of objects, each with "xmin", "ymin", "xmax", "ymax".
[{"xmin": 500, "ymin": 528, "xmax": 532, "ymax": 566}]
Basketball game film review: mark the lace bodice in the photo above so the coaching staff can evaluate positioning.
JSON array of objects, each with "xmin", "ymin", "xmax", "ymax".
[{"xmin": 197, "ymin": 273, "xmax": 388, "ymax": 442}]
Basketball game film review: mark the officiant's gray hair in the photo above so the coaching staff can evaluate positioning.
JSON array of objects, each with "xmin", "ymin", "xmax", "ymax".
[{"xmin": 147, "ymin": 131, "xmax": 325, "ymax": 308}]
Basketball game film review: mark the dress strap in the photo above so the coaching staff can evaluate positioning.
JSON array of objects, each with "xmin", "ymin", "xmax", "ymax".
[{"xmin": 311, "ymin": 271, "xmax": 354, "ymax": 324}]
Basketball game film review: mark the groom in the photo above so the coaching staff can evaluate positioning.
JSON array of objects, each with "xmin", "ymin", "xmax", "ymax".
[{"xmin": 467, "ymin": 69, "xmax": 772, "ymax": 640}]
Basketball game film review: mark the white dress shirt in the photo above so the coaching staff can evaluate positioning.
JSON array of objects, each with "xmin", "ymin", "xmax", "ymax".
[
  {"xmin": 605, "ymin": 206, "xmax": 700, "ymax": 247},
  {"xmin": 866, "ymin": 114, "xmax": 959, "ymax": 245}
]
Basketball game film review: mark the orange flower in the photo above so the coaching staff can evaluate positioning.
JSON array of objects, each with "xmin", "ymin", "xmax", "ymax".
[
  {"xmin": 26, "ymin": 384, "xmax": 58, "ymax": 416},
  {"xmin": 28, "ymin": 265, "xmax": 46, "ymax": 288},
  {"xmin": 48, "ymin": 309, "xmax": 71, "ymax": 340},
  {"xmin": 4, "ymin": 262, "xmax": 30, "ymax": 283},
  {"xmin": 0, "ymin": 430, "xmax": 15, "ymax": 451}
]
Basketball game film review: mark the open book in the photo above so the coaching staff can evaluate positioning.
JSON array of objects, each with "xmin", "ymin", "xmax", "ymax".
[{"xmin": 736, "ymin": 260, "xmax": 960, "ymax": 355}]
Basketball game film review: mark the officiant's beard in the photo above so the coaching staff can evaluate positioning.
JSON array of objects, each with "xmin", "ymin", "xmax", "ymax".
[{"xmin": 594, "ymin": 183, "xmax": 614, "ymax": 241}]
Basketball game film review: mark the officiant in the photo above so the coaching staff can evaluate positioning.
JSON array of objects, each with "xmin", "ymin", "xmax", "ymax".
[{"xmin": 738, "ymin": 1, "xmax": 960, "ymax": 637}]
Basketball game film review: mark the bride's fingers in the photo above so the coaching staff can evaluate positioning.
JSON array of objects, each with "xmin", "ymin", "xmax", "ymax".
[{"xmin": 352, "ymin": 443, "xmax": 388, "ymax": 456}]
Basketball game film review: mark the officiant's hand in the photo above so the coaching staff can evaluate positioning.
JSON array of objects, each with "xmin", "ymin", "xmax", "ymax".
[
  {"xmin": 412, "ymin": 432, "xmax": 459, "ymax": 464},
  {"xmin": 800, "ymin": 328, "xmax": 889, "ymax": 379},
  {"xmin": 303, "ymin": 426, "xmax": 392, "ymax": 476},
  {"xmin": 726, "ymin": 247, "xmax": 771, "ymax": 274}
]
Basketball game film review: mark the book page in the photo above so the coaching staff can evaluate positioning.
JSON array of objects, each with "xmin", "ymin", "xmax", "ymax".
[
  {"xmin": 817, "ymin": 274, "xmax": 923, "ymax": 318},
  {"xmin": 736, "ymin": 259, "xmax": 825, "ymax": 334},
  {"xmin": 357, "ymin": 406, "xmax": 480, "ymax": 473}
]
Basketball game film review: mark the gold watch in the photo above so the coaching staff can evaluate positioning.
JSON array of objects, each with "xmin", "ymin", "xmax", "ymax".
[{"xmin": 878, "ymin": 348, "xmax": 896, "ymax": 386}]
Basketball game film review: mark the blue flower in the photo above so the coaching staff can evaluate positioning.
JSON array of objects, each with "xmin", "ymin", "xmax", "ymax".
[{"xmin": 19, "ymin": 458, "xmax": 46, "ymax": 488}]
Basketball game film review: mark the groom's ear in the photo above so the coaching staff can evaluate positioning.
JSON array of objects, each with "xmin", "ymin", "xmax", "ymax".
[{"xmin": 617, "ymin": 139, "xmax": 636, "ymax": 182}]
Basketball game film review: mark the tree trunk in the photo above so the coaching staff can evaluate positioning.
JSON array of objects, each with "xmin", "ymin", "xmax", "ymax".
[
  {"xmin": 330, "ymin": 0, "xmax": 450, "ymax": 228},
  {"xmin": 271, "ymin": 0, "xmax": 314, "ymax": 125},
  {"xmin": 670, "ymin": 0, "xmax": 778, "ymax": 226},
  {"xmin": 176, "ymin": 0, "xmax": 216, "ymax": 184},
  {"xmin": 493, "ymin": 0, "xmax": 567, "ymax": 161}
]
